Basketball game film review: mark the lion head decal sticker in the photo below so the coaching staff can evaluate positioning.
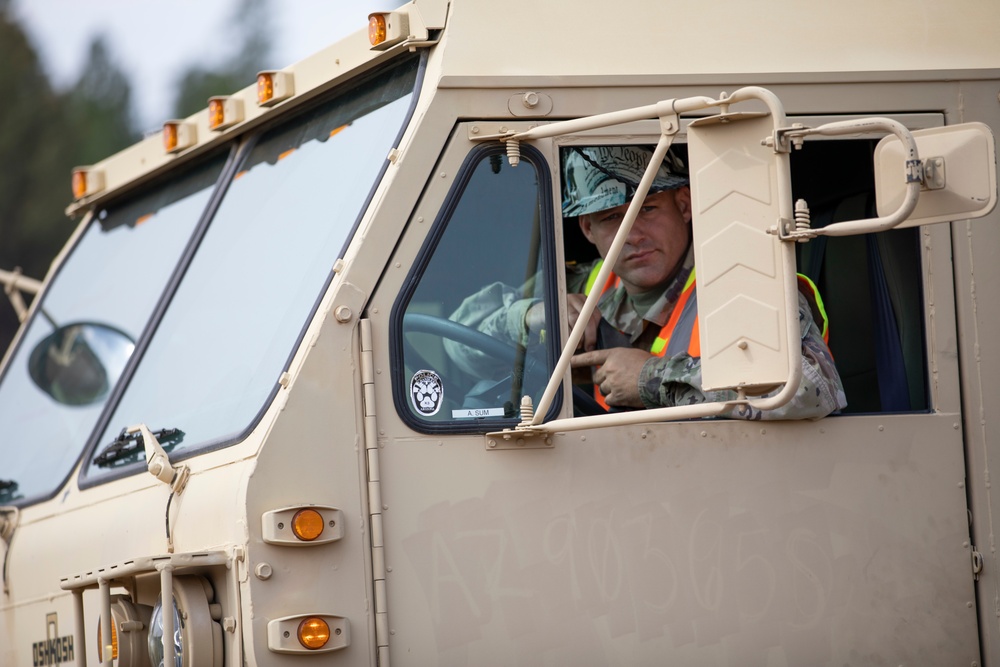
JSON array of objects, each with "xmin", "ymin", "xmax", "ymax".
[{"xmin": 410, "ymin": 369, "xmax": 444, "ymax": 416}]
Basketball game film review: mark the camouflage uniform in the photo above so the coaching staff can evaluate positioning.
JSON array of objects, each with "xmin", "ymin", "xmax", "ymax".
[{"xmin": 447, "ymin": 247, "xmax": 847, "ymax": 420}]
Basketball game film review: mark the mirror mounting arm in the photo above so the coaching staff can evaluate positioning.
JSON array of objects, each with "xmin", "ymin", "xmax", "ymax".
[
  {"xmin": 129, "ymin": 423, "xmax": 189, "ymax": 495},
  {"xmin": 774, "ymin": 118, "xmax": 924, "ymax": 239},
  {"xmin": 0, "ymin": 267, "xmax": 41, "ymax": 323}
]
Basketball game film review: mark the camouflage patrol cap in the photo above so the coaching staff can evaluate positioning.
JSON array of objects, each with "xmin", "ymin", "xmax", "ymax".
[{"xmin": 562, "ymin": 146, "xmax": 688, "ymax": 217}]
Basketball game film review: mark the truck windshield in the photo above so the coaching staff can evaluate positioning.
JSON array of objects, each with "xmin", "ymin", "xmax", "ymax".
[
  {"xmin": 83, "ymin": 60, "xmax": 418, "ymax": 482},
  {"xmin": 0, "ymin": 59, "xmax": 418, "ymax": 504},
  {"xmin": 0, "ymin": 154, "xmax": 228, "ymax": 504}
]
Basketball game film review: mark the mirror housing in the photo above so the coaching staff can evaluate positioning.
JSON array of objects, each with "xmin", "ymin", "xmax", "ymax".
[
  {"xmin": 27, "ymin": 322, "xmax": 135, "ymax": 406},
  {"xmin": 875, "ymin": 122, "xmax": 997, "ymax": 227}
]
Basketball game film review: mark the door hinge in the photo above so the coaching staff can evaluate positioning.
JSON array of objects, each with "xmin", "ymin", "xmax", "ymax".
[
  {"xmin": 972, "ymin": 548, "xmax": 984, "ymax": 581},
  {"xmin": 360, "ymin": 318, "xmax": 390, "ymax": 665}
]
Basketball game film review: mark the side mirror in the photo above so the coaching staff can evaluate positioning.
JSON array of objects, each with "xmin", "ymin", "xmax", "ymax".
[
  {"xmin": 28, "ymin": 322, "xmax": 135, "ymax": 406},
  {"xmin": 687, "ymin": 112, "xmax": 794, "ymax": 394},
  {"xmin": 875, "ymin": 122, "xmax": 997, "ymax": 227}
]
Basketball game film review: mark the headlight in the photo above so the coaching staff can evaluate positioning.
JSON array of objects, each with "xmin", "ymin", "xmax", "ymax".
[
  {"xmin": 147, "ymin": 575, "xmax": 222, "ymax": 667},
  {"xmin": 147, "ymin": 593, "xmax": 182, "ymax": 667}
]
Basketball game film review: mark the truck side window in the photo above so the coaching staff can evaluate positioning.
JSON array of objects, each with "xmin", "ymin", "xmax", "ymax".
[
  {"xmin": 392, "ymin": 145, "xmax": 558, "ymax": 431},
  {"xmin": 792, "ymin": 139, "xmax": 928, "ymax": 413}
]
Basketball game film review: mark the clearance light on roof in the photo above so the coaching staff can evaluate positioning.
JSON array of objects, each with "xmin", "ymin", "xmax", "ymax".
[
  {"xmin": 162, "ymin": 120, "xmax": 197, "ymax": 154},
  {"xmin": 208, "ymin": 96, "xmax": 245, "ymax": 131},
  {"xmin": 71, "ymin": 166, "xmax": 105, "ymax": 200},
  {"xmin": 368, "ymin": 11, "xmax": 409, "ymax": 50},
  {"xmin": 257, "ymin": 71, "xmax": 294, "ymax": 107}
]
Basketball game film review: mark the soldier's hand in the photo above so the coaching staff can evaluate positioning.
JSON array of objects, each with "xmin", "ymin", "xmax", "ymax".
[
  {"xmin": 571, "ymin": 347, "xmax": 650, "ymax": 408},
  {"xmin": 525, "ymin": 301, "xmax": 546, "ymax": 335}
]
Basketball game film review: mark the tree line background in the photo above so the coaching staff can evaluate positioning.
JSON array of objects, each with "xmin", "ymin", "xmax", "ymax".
[{"xmin": 0, "ymin": 0, "xmax": 273, "ymax": 353}]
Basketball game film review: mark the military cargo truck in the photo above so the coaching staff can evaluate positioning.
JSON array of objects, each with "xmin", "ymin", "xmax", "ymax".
[{"xmin": 1, "ymin": 1, "xmax": 999, "ymax": 665}]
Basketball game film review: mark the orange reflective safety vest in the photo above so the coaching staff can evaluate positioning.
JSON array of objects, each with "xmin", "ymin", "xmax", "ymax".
[{"xmin": 583, "ymin": 261, "xmax": 829, "ymax": 409}]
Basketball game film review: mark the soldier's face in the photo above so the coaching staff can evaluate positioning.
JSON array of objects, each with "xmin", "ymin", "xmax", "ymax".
[{"xmin": 579, "ymin": 188, "xmax": 692, "ymax": 294}]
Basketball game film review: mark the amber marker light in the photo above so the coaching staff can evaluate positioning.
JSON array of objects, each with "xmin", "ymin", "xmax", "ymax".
[
  {"xmin": 73, "ymin": 169, "xmax": 87, "ymax": 199},
  {"xmin": 163, "ymin": 123, "xmax": 179, "ymax": 152},
  {"xmin": 257, "ymin": 73, "xmax": 273, "ymax": 104},
  {"xmin": 257, "ymin": 71, "xmax": 293, "ymax": 107},
  {"xmin": 163, "ymin": 121, "xmax": 196, "ymax": 154},
  {"xmin": 297, "ymin": 617, "xmax": 331, "ymax": 650},
  {"xmin": 368, "ymin": 13, "xmax": 387, "ymax": 46},
  {"xmin": 96, "ymin": 617, "xmax": 119, "ymax": 662},
  {"xmin": 208, "ymin": 96, "xmax": 244, "ymax": 131},
  {"xmin": 291, "ymin": 508, "xmax": 325, "ymax": 541},
  {"xmin": 367, "ymin": 11, "xmax": 409, "ymax": 50},
  {"xmin": 208, "ymin": 99, "xmax": 227, "ymax": 130},
  {"xmin": 71, "ymin": 167, "xmax": 104, "ymax": 200},
  {"xmin": 72, "ymin": 169, "xmax": 89, "ymax": 200}
]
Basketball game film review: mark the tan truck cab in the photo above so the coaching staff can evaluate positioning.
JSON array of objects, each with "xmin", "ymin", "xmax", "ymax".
[{"xmin": 2, "ymin": 1, "xmax": 999, "ymax": 665}]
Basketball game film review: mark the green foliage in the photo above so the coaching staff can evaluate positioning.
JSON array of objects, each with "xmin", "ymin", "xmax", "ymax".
[
  {"xmin": 0, "ymin": 14, "xmax": 137, "ymax": 351},
  {"xmin": 66, "ymin": 38, "xmax": 138, "ymax": 165},
  {"xmin": 0, "ymin": 9, "xmax": 62, "ymax": 277},
  {"xmin": 0, "ymin": 0, "xmax": 276, "ymax": 354},
  {"xmin": 0, "ymin": 7, "xmax": 73, "ymax": 350},
  {"xmin": 172, "ymin": 0, "xmax": 273, "ymax": 119}
]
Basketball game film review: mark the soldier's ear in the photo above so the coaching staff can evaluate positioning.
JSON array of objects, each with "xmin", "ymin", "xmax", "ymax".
[
  {"xmin": 578, "ymin": 214, "xmax": 597, "ymax": 244},
  {"xmin": 673, "ymin": 186, "xmax": 692, "ymax": 222}
]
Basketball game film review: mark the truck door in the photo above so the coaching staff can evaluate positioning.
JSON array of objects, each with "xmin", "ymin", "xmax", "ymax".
[{"xmin": 362, "ymin": 118, "xmax": 980, "ymax": 666}]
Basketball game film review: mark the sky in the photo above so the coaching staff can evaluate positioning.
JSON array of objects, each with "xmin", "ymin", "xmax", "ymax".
[{"xmin": 12, "ymin": 0, "xmax": 388, "ymax": 131}]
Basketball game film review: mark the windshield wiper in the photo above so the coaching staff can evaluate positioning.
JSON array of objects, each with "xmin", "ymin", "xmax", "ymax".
[
  {"xmin": 93, "ymin": 427, "xmax": 184, "ymax": 468},
  {"xmin": 0, "ymin": 479, "xmax": 20, "ymax": 504}
]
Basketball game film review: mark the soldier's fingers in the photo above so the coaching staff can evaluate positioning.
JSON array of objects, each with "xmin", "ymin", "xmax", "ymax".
[{"xmin": 571, "ymin": 349, "xmax": 611, "ymax": 367}]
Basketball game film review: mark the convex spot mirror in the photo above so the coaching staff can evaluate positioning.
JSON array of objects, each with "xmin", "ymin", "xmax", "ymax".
[
  {"xmin": 28, "ymin": 321, "xmax": 134, "ymax": 406},
  {"xmin": 876, "ymin": 122, "xmax": 997, "ymax": 227}
]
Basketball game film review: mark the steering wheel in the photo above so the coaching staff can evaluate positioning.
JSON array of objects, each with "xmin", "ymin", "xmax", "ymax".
[
  {"xmin": 402, "ymin": 313, "xmax": 518, "ymax": 361},
  {"xmin": 402, "ymin": 312, "xmax": 547, "ymax": 414},
  {"xmin": 402, "ymin": 313, "xmax": 614, "ymax": 418}
]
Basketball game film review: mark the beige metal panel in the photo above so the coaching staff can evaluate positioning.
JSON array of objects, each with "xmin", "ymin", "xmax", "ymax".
[
  {"xmin": 959, "ymin": 213, "xmax": 1000, "ymax": 664},
  {"xmin": 411, "ymin": 0, "xmax": 450, "ymax": 28},
  {"xmin": 370, "ymin": 418, "xmax": 977, "ymax": 665},
  {"xmin": 437, "ymin": 0, "xmax": 1000, "ymax": 83},
  {"xmin": 3, "ymin": 594, "xmax": 79, "ymax": 667},
  {"xmin": 9, "ymin": 457, "xmax": 256, "ymax": 595},
  {"xmin": 949, "ymin": 83, "xmax": 1000, "ymax": 667},
  {"xmin": 241, "ymin": 312, "xmax": 378, "ymax": 667},
  {"xmin": 229, "ymin": 80, "xmax": 467, "ymax": 667},
  {"xmin": 688, "ymin": 113, "xmax": 791, "ymax": 391},
  {"xmin": 4, "ymin": 458, "xmax": 255, "ymax": 663}
]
